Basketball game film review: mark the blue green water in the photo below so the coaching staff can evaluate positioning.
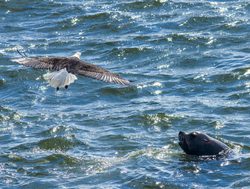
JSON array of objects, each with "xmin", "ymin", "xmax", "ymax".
[{"xmin": 0, "ymin": 0, "xmax": 250, "ymax": 188}]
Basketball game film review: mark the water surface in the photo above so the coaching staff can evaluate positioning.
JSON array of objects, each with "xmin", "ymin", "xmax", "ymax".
[{"xmin": 0, "ymin": 0, "xmax": 250, "ymax": 188}]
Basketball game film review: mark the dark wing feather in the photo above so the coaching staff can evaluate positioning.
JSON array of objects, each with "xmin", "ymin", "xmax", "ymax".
[
  {"xmin": 11, "ymin": 57, "xmax": 73, "ymax": 71},
  {"xmin": 76, "ymin": 61, "xmax": 130, "ymax": 85}
]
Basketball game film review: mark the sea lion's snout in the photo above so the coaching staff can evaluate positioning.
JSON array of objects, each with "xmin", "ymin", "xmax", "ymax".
[
  {"xmin": 178, "ymin": 131, "xmax": 189, "ymax": 154},
  {"xmin": 178, "ymin": 131, "xmax": 186, "ymax": 143}
]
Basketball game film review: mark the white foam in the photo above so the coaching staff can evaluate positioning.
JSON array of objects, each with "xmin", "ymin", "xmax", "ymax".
[
  {"xmin": 244, "ymin": 69, "xmax": 250, "ymax": 76},
  {"xmin": 153, "ymin": 90, "xmax": 162, "ymax": 95}
]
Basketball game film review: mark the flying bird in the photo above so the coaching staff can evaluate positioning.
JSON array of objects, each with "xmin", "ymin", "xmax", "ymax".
[{"xmin": 12, "ymin": 51, "xmax": 130, "ymax": 90}]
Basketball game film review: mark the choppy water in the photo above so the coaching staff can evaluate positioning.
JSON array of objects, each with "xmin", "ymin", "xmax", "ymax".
[{"xmin": 0, "ymin": 0, "xmax": 250, "ymax": 188}]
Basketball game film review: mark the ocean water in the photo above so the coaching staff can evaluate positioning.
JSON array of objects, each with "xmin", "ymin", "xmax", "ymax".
[{"xmin": 0, "ymin": 0, "xmax": 250, "ymax": 188}]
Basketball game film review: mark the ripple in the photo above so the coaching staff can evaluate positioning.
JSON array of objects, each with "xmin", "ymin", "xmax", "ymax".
[
  {"xmin": 52, "ymin": 12, "xmax": 112, "ymax": 31},
  {"xmin": 79, "ymin": 12, "xmax": 110, "ymax": 20},
  {"xmin": 127, "ymin": 144, "xmax": 177, "ymax": 161},
  {"xmin": 42, "ymin": 153, "xmax": 80, "ymax": 166},
  {"xmin": 127, "ymin": 175, "xmax": 181, "ymax": 189},
  {"xmin": 1, "ymin": 3, "xmax": 32, "ymax": 13},
  {"xmin": 243, "ymin": 68, "xmax": 250, "ymax": 76},
  {"xmin": 172, "ymin": 33, "xmax": 212, "ymax": 44},
  {"xmin": 3, "ymin": 68, "xmax": 41, "ymax": 81},
  {"xmin": 232, "ymin": 178, "xmax": 250, "ymax": 188},
  {"xmin": 137, "ymin": 81, "xmax": 163, "ymax": 89},
  {"xmin": 110, "ymin": 46, "xmax": 153, "ymax": 58},
  {"xmin": 0, "ymin": 106, "xmax": 21, "ymax": 123},
  {"xmin": 120, "ymin": 0, "xmax": 167, "ymax": 11},
  {"xmin": 181, "ymin": 15, "xmax": 224, "ymax": 28},
  {"xmin": 209, "ymin": 72, "xmax": 240, "ymax": 84},
  {"xmin": 99, "ymin": 86, "xmax": 138, "ymax": 97},
  {"xmin": 138, "ymin": 113, "xmax": 183, "ymax": 127},
  {"xmin": 37, "ymin": 136, "xmax": 83, "ymax": 151},
  {"xmin": 39, "ymin": 125, "xmax": 77, "ymax": 137},
  {"xmin": 1, "ymin": 0, "xmax": 250, "ymax": 188},
  {"xmin": 1, "ymin": 152, "xmax": 80, "ymax": 167},
  {"xmin": 0, "ymin": 77, "xmax": 6, "ymax": 87}
]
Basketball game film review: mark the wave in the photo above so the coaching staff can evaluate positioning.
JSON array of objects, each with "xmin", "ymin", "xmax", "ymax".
[
  {"xmin": 136, "ymin": 112, "xmax": 183, "ymax": 127},
  {"xmin": 37, "ymin": 136, "xmax": 84, "ymax": 151}
]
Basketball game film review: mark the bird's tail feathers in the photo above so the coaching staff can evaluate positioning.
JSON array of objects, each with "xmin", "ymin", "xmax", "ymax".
[{"xmin": 43, "ymin": 68, "xmax": 77, "ymax": 89}]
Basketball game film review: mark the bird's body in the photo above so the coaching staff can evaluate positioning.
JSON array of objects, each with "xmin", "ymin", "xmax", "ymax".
[{"xmin": 12, "ymin": 52, "xmax": 130, "ymax": 89}]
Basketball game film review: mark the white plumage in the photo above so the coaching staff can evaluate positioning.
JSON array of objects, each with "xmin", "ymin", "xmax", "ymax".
[{"xmin": 43, "ymin": 68, "xmax": 77, "ymax": 89}]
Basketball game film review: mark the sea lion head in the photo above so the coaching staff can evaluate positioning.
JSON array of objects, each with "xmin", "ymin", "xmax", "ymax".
[{"xmin": 178, "ymin": 131, "xmax": 229, "ymax": 156}]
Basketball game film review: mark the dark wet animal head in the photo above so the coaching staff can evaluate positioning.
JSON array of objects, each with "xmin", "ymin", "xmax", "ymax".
[{"xmin": 178, "ymin": 131, "xmax": 229, "ymax": 156}]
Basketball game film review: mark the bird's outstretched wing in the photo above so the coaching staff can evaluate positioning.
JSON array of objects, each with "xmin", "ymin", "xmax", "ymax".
[
  {"xmin": 12, "ymin": 55, "xmax": 130, "ymax": 86},
  {"xmin": 12, "ymin": 57, "xmax": 53, "ymax": 69},
  {"xmin": 76, "ymin": 61, "xmax": 130, "ymax": 85},
  {"xmin": 11, "ymin": 57, "xmax": 74, "ymax": 71}
]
